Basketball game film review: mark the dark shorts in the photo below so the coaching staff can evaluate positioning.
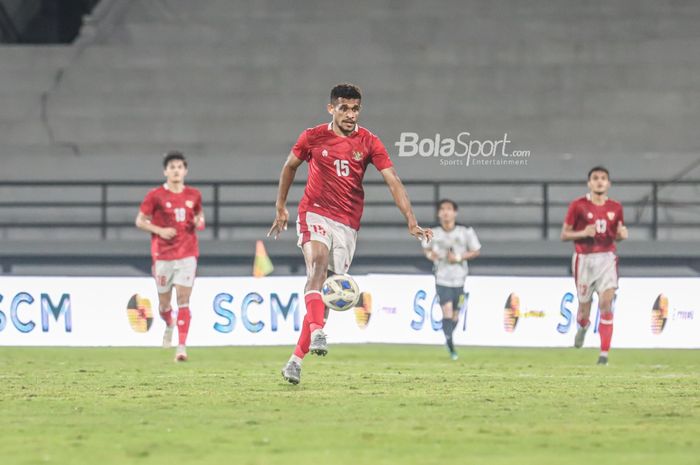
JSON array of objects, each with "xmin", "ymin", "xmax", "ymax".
[{"xmin": 436, "ymin": 285, "xmax": 464, "ymax": 309}]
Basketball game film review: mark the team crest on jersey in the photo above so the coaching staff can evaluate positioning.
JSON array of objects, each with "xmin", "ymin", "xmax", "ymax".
[
  {"xmin": 607, "ymin": 212, "xmax": 615, "ymax": 221},
  {"xmin": 353, "ymin": 151, "xmax": 363, "ymax": 161},
  {"xmin": 322, "ymin": 149, "xmax": 329, "ymax": 157},
  {"xmin": 587, "ymin": 212, "xmax": 593, "ymax": 219},
  {"xmin": 185, "ymin": 200, "xmax": 194, "ymax": 209},
  {"xmin": 166, "ymin": 202, "xmax": 172, "ymax": 208}
]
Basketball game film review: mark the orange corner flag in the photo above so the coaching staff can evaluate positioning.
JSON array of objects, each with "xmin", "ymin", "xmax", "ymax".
[{"xmin": 253, "ymin": 240, "xmax": 274, "ymax": 277}]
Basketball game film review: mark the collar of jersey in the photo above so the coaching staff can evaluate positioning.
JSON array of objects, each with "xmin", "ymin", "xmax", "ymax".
[
  {"xmin": 586, "ymin": 192, "xmax": 608, "ymax": 204},
  {"xmin": 163, "ymin": 183, "xmax": 186, "ymax": 193}
]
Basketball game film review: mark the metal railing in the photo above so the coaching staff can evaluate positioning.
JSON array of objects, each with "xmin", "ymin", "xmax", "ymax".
[{"xmin": 1, "ymin": 179, "xmax": 699, "ymax": 240}]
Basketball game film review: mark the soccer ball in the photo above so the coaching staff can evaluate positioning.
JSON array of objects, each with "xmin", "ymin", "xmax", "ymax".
[{"xmin": 321, "ymin": 274, "xmax": 360, "ymax": 312}]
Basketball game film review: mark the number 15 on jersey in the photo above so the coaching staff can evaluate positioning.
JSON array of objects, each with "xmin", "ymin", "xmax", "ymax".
[{"xmin": 334, "ymin": 160, "xmax": 349, "ymax": 177}]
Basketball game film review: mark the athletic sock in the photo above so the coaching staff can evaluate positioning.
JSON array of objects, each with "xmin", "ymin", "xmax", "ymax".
[
  {"xmin": 441, "ymin": 318, "xmax": 452, "ymax": 338},
  {"xmin": 446, "ymin": 336, "xmax": 455, "ymax": 354},
  {"xmin": 442, "ymin": 318, "xmax": 455, "ymax": 353},
  {"xmin": 289, "ymin": 354, "xmax": 303, "ymax": 365},
  {"xmin": 177, "ymin": 306, "xmax": 191, "ymax": 345},
  {"xmin": 305, "ymin": 291, "xmax": 325, "ymax": 333},
  {"xmin": 577, "ymin": 317, "xmax": 590, "ymax": 329},
  {"xmin": 293, "ymin": 314, "xmax": 311, "ymax": 359},
  {"xmin": 160, "ymin": 307, "xmax": 173, "ymax": 327},
  {"xmin": 450, "ymin": 318, "xmax": 458, "ymax": 336},
  {"xmin": 599, "ymin": 315, "xmax": 613, "ymax": 353}
]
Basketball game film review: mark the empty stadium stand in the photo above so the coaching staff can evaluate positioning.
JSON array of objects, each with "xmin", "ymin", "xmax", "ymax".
[{"xmin": 1, "ymin": 0, "xmax": 699, "ymax": 276}]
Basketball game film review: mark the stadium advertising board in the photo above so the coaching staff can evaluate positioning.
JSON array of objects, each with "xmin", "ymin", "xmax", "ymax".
[{"xmin": 0, "ymin": 276, "xmax": 697, "ymax": 348}]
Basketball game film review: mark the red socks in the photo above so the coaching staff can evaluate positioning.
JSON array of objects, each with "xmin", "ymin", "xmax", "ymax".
[
  {"xmin": 577, "ymin": 317, "xmax": 590, "ymax": 329},
  {"xmin": 294, "ymin": 314, "xmax": 311, "ymax": 358},
  {"xmin": 305, "ymin": 291, "xmax": 325, "ymax": 333},
  {"xmin": 599, "ymin": 313, "xmax": 613, "ymax": 352},
  {"xmin": 293, "ymin": 292, "xmax": 326, "ymax": 359},
  {"xmin": 177, "ymin": 306, "xmax": 191, "ymax": 345},
  {"xmin": 160, "ymin": 308, "xmax": 173, "ymax": 327}
]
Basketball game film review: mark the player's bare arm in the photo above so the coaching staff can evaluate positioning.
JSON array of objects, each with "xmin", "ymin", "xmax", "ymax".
[
  {"xmin": 135, "ymin": 211, "xmax": 176, "ymax": 240},
  {"xmin": 268, "ymin": 151, "xmax": 304, "ymax": 239},
  {"xmin": 194, "ymin": 211, "xmax": 205, "ymax": 230},
  {"xmin": 447, "ymin": 249, "xmax": 479, "ymax": 263},
  {"xmin": 560, "ymin": 223, "xmax": 596, "ymax": 241},
  {"xmin": 380, "ymin": 167, "xmax": 433, "ymax": 242},
  {"xmin": 616, "ymin": 222, "xmax": 628, "ymax": 241}
]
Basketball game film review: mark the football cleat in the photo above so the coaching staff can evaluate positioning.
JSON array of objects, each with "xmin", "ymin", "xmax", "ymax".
[
  {"xmin": 281, "ymin": 361, "xmax": 301, "ymax": 385},
  {"xmin": 309, "ymin": 329, "xmax": 328, "ymax": 356},
  {"xmin": 450, "ymin": 351, "xmax": 459, "ymax": 361},
  {"xmin": 597, "ymin": 355, "xmax": 608, "ymax": 366}
]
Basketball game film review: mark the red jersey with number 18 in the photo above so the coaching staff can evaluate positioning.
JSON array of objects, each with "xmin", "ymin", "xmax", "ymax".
[
  {"xmin": 292, "ymin": 123, "xmax": 393, "ymax": 230},
  {"xmin": 564, "ymin": 194, "xmax": 624, "ymax": 254},
  {"xmin": 139, "ymin": 184, "xmax": 202, "ymax": 260}
]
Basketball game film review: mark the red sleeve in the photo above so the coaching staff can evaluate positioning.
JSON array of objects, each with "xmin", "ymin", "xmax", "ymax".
[
  {"xmin": 291, "ymin": 130, "xmax": 311, "ymax": 161},
  {"xmin": 140, "ymin": 190, "xmax": 156, "ymax": 216},
  {"xmin": 564, "ymin": 201, "xmax": 578, "ymax": 226},
  {"xmin": 370, "ymin": 135, "xmax": 393, "ymax": 171}
]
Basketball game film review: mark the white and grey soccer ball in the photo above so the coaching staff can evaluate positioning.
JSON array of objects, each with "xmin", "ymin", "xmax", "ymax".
[{"xmin": 321, "ymin": 274, "xmax": 360, "ymax": 312}]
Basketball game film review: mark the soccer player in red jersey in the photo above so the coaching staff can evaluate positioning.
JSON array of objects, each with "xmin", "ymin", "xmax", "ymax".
[
  {"xmin": 135, "ymin": 151, "xmax": 204, "ymax": 362},
  {"xmin": 561, "ymin": 166, "xmax": 628, "ymax": 365},
  {"xmin": 268, "ymin": 83, "xmax": 433, "ymax": 384}
]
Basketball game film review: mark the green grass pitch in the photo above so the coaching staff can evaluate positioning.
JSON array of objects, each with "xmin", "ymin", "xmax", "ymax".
[{"xmin": 1, "ymin": 345, "xmax": 698, "ymax": 465}]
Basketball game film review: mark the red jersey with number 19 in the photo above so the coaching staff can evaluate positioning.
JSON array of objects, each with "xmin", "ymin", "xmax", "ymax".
[
  {"xmin": 292, "ymin": 123, "xmax": 393, "ymax": 230},
  {"xmin": 139, "ymin": 184, "xmax": 202, "ymax": 260},
  {"xmin": 564, "ymin": 194, "xmax": 624, "ymax": 254}
]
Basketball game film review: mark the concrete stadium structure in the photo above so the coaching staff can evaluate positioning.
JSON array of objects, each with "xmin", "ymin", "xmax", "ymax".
[{"xmin": 1, "ymin": 0, "xmax": 699, "ymax": 275}]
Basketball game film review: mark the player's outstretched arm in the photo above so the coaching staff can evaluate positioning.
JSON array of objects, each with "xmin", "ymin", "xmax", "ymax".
[
  {"xmin": 380, "ymin": 167, "xmax": 432, "ymax": 242},
  {"xmin": 135, "ymin": 212, "xmax": 175, "ymax": 240},
  {"xmin": 268, "ymin": 151, "xmax": 304, "ymax": 239}
]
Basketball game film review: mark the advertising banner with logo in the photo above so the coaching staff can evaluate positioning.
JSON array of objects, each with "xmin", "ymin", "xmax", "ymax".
[{"xmin": 0, "ymin": 275, "xmax": 697, "ymax": 348}]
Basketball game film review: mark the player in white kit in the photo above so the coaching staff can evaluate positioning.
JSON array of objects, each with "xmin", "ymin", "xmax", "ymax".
[{"xmin": 423, "ymin": 199, "xmax": 481, "ymax": 360}]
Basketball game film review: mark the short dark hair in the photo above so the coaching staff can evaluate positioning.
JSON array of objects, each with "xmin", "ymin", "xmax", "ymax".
[
  {"xmin": 330, "ymin": 83, "xmax": 362, "ymax": 104},
  {"xmin": 163, "ymin": 150, "xmax": 187, "ymax": 168},
  {"xmin": 588, "ymin": 166, "xmax": 609, "ymax": 180},
  {"xmin": 437, "ymin": 198, "xmax": 458, "ymax": 211}
]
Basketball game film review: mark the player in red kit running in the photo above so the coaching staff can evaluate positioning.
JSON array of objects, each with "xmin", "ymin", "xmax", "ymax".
[
  {"xmin": 561, "ymin": 166, "xmax": 628, "ymax": 365},
  {"xmin": 135, "ymin": 151, "xmax": 204, "ymax": 362},
  {"xmin": 268, "ymin": 83, "xmax": 432, "ymax": 384}
]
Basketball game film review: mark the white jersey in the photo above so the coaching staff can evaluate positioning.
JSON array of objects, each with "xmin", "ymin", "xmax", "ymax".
[{"xmin": 423, "ymin": 224, "xmax": 481, "ymax": 287}]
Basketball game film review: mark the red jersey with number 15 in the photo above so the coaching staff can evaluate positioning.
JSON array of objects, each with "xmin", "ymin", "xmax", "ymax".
[
  {"xmin": 292, "ymin": 123, "xmax": 393, "ymax": 230},
  {"xmin": 139, "ymin": 184, "xmax": 202, "ymax": 260},
  {"xmin": 564, "ymin": 194, "xmax": 624, "ymax": 254}
]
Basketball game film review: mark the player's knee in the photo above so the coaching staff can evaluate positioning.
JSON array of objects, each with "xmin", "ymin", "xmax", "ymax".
[
  {"xmin": 442, "ymin": 306, "xmax": 453, "ymax": 319},
  {"xmin": 598, "ymin": 299, "xmax": 613, "ymax": 314},
  {"xmin": 307, "ymin": 259, "xmax": 327, "ymax": 283}
]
